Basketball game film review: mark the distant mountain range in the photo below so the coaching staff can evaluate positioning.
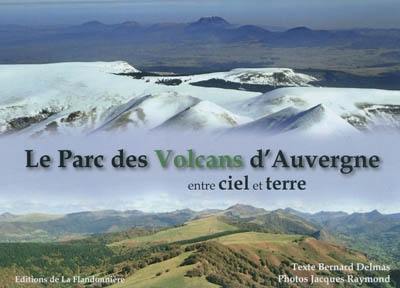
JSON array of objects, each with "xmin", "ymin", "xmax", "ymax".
[
  {"xmin": 0, "ymin": 208, "xmax": 196, "ymax": 241},
  {"xmin": 1, "ymin": 204, "xmax": 399, "ymax": 265},
  {"xmin": 2, "ymin": 17, "xmax": 399, "ymax": 49},
  {"xmin": 1, "ymin": 16, "xmax": 400, "ymax": 73},
  {"xmin": 3, "ymin": 204, "xmax": 398, "ymax": 240}
]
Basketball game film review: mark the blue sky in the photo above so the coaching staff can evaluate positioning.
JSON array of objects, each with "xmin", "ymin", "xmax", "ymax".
[{"xmin": 0, "ymin": 0, "xmax": 400, "ymax": 29}]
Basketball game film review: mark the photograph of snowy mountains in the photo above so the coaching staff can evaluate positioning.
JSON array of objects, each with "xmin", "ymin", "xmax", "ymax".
[
  {"xmin": 1, "ymin": 0, "xmax": 400, "ymax": 287},
  {"xmin": 1, "ymin": 10, "xmax": 400, "ymax": 137}
]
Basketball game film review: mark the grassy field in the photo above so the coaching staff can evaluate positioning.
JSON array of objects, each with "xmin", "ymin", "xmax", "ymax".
[
  {"xmin": 110, "ymin": 231, "xmax": 370, "ymax": 288},
  {"xmin": 111, "ymin": 216, "xmax": 238, "ymax": 247},
  {"xmin": 214, "ymin": 231, "xmax": 367, "ymax": 267},
  {"xmin": 215, "ymin": 231, "xmax": 302, "ymax": 245},
  {"xmin": 111, "ymin": 252, "xmax": 219, "ymax": 288}
]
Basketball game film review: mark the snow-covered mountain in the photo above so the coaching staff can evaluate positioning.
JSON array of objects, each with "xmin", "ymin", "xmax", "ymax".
[
  {"xmin": 0, "ymin": 61, "xmax": 400, "ymax": 137},
  {"xmin": 236, "ymin": 87, "xmax": 400, "ymax": 131},
  {"xmin": 230, "ymin": 104, "xmax": 358, "ymax": 136},
  {"xmin": 97, "ymin": 93, "xmax": 201, "ymax": 132},
  {"xmin": 157, "ymin": 101, "xmax": 251, "ymax": 132}
]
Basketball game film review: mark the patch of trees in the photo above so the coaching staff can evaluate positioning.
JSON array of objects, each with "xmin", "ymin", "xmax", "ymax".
[
  {"xmin": 0, "ymin": 239, "xmax": 183, "ymax": 284},
  {"xmin": 390, "ymin": 270, "xmax": 400, "ymax": 288},
  {"xmin": 155, "ymin": 79, "xmax": 183, "ymax": 86},
  {"xmin": 0, "ymin": 242, "xmax": 113, "ymax": 277},
  {"xmin": 181, "ymin": 242, "xmax": 283, "ymax": 288},
  {"xmin": 114, "ymin": 72, "xmax": 160, "ymax": 79},
  {"xmin": 89, "ymin": 228, "xmax": 154, "ymax": 245},
  {"xmin": 222, "ymin": 214, "xmax": 318, "ymax": 236},
  {"xmin": 181, "ymin": 241, "xmax": 384, "ymax": 288},
  {"xmin": 190, "ymin": 79, "xmax": 278, "ymax": 93}
]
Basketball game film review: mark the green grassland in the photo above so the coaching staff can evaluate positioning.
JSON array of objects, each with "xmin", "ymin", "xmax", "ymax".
[
  {"xmin": 112, "ymin": 252, "xmax": 218, "ymax": 288},
  {"xmin": 216, "ymin": 232, "xmax": 367, "ymax": 268},
  {"xmin": 216, "ymin": 231, "xmax": 302, "ymax": 245},
  {"xmin": 0, "ymin": 211, "xmax": 397, "ymax": 288},
  {"xmin": 111, "ymin": 216, "xmax": 238, "ymax": 248},
  {"xmin": 111, "ymin": 230, "xmax": 376, "ymax": 288}
]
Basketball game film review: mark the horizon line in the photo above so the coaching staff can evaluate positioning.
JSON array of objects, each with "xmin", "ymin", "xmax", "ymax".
[
  {"xmin": 1, "ymin": 17, "xmax": 399, "ymax": 31},
  {"xmin": 0, "ymin": 204, "xmax": 397, "ymax": 217}
]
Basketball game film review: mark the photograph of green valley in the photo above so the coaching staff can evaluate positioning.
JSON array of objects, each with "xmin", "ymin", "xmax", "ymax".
[
  {"xmin": 0, "ymin": 204, "xmax": 399, "ymax": 287},
  {"xmin": 1, "ymin": 0, "xmax": 400, "ymax": 287}
]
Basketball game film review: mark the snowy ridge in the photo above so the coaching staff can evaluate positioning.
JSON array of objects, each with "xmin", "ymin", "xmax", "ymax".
[
  {"xmin": 99, "ymin": 93, "xmax": 201, "ymax": 132},
  {"xmin": 230, "ymin": 105, "xmax": 357, "ymax": 136},
  {"xmin": 280, "ymin": 104, "xmax": 358, "ymax": 136},
  {"xmin": 221, "ymin": 68, "xmax": 317, "ymax": 86},
  {"xmin": 0, "ymin": 62, "xmax": 400, "ymax": 137},
  {"xmin": 157, "ymin": 101, "xmax": 251, "ymax": 132},
  {"xmin": 236, "ymin": 87, "xmax": 400, "ymax": 131},
  {"xmin": 147, "ymin": 68, "xmax": 317, "ymax": 87},
  {"xmin": 0, "ymin": 61, "xmax": 141, "ymax": 134}
]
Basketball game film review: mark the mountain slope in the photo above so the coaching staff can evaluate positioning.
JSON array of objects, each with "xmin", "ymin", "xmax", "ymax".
[
  {"xmin": 156, "ymin": 101, "xmax": 250, "ymax": 132},
  {"xmin": 236, "ymin": 87, "xmax": 400, "ymax": 131},
  {"xmin": 0, "ymin": 61, "xmax": 260, "ymax": 136},
  {"xmin": 223, "ymin": 204, "xmax": 267, "ymax": 218},
  {"xmin": 2, "ymin": 62, "xmax": 400, "ymax": 136},
  {"xmin": 111, "ymin": 252, "xmax": 218, "ymax": 288},
  {"xmin": 0, "ymin": 209, "xmax": 197, "ymax": 242},
  {"xmin": 98, "ymin": 93, "xmax": 201, "ymax": 132},
  {"xmin": 283, "ymin": 208, "xmax": 349, "ymax": 223},
  {"xmin": 224, "ymin": 209, "xmax": 321, "ymax": 236},
  {"xmin": 111, "ymin": 231, "xmax": 373, "ymax": 288},
  {"xmin": 230, "ymin": 104, "xmax": 358, "ymax": 135},
  {"xmin": 284, "ymin": 209, "xmax": 400, "ymax": 266},
  {"xmin": 111, "ymin": 216, "xmax": 239, "ymax": 248},
  {"xmin": 0, "ymin": 205, "xmax": 398, "ymax": 287}
]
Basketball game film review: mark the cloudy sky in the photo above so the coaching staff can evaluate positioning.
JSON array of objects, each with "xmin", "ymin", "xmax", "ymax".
[{"xmin": 0, "ymin": 0, "xmax": 400, "ymax": 29}]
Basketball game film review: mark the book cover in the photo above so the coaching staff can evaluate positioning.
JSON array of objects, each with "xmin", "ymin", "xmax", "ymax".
[{"xmin": 0, "ymin": 1, "xmax": 399, "ymax": 287}]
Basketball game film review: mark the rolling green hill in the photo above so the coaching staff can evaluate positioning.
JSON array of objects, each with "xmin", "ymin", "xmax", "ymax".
[
  {"xmin": 284, "ymin": 208, "xmax": 400, "ymax": 266},
  {"xmin": 0, "ymin": 205, "xmax": 398, "ymax": 288},
  {"xmin": 111, "ymin": 252, "xmax": 218, "ymax": 288},
  {"xmin": 111, "ymin": 216, "xmax": 238, "ymax": 248},
  {"xmin": 223, "ymin": 209, "xmax": 321, "ymax": 236},
  {"xmin": 110, "ymin": 231, "xmax": 385, "ymax": 288}
]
